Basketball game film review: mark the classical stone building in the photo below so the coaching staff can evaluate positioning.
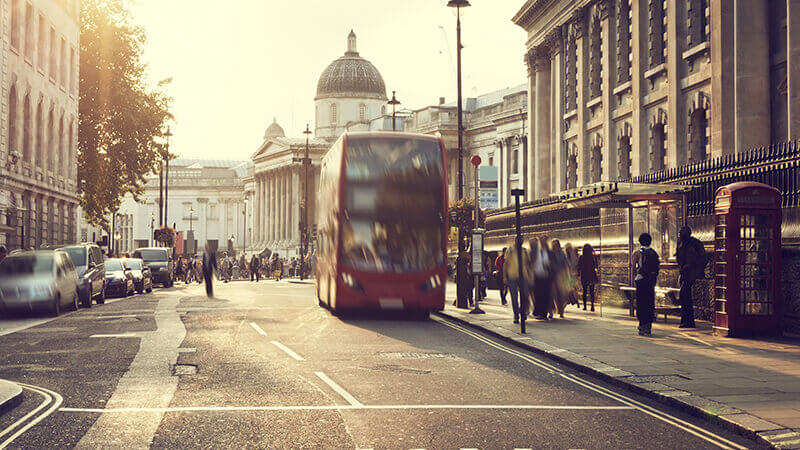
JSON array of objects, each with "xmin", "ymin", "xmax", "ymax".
[
  {"xmin": 404, "ymin": 84, "xmax": 528, "ymax": 207},
  {"xmin": 513, "ymin": 0, "xmax": 799, "ymax": 199},
  {"xmin": 1, "ymin": 0, "xmax": 80, "ymax": 248}
]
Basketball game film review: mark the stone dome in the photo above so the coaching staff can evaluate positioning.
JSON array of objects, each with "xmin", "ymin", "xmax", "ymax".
[
  {"xmin": 263, "ymin": 118, "xmax": 285, "ymax": 139},
  {"xmin": 315, "ymin": 31, "xmax": 387, "ymax": 101}
]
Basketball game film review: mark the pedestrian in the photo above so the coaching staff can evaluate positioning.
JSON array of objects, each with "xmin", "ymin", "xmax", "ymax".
[
  {"xmin": 220, "ymin": 252, "xmax": 231, "ymax": 283},
  {"xmin": 550, "ymin": 239, "xmax": 569, "ymax": 319},
  {"xmin": 578, "ymin": 243, "xmax": 599, "ymax": 311},
  {"xmin": 174, "ymin": 256, "xmax": 185, "ymax": 284},
  {"xmin": 495, "ymin": 248, "xmax": 507, "ymax": 305},
  {"xmin": 250, "ymin": 254, "xmax": 260, "ymax": 282},
  {"xmin": 455, "ymin": 250, "xmax": 473, "ymax": 306},
  {"xmin": 503, "ymin": 240, "xmax": 531, "ymax": 324},
  {"xmin": 0, "ymin": 245, "xmax": 7, "ymax": 264},
  {"xmin": 676, "ymin": 226, "xmax": 705, "ymax": 328},
  {"xmin": 632, "ymin": 233, "xmax": 660, "ymax": 336},
  {"xmin": 530, "ymin": 236, "xmax": 553, "ymax": 320},
  {"xmin": 202, "ymin": 244, "xmax": 217, "ymax": 297},
  {"xmin": 480, "ymin": 254, "xmax": 492, "ymax": 301},
  {"xmin": 564, "ymin": 243, "xmax": 580, "ymax": 307}
]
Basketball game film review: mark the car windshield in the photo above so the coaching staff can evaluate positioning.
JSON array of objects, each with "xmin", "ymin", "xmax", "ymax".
[
  {"xmin": 137, "ymin": 250, "xmax": 167, "ymax": 262},
  {"xmin": 0, "ymin": 254, "xmax": 54, "ymax": 276},
  {"xmin": 126, "ymin": 260, "xmax": 142, "ymax": 270},
  {"xmin": 105, "ymin": 260, "xmax": 124, "ymax": 271},
  {"xmin": 61, "ymin": 247, "xmax": 87, "ymax": 266}
]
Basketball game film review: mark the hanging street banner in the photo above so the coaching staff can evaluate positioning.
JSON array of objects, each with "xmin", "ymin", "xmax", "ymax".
[{"xmin": 478, "ymin": 165, "xmax": 499, "ymax": 210}]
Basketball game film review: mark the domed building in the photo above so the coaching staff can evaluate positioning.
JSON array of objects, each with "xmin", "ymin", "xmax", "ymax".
[
  {"xmin": 263, "ymin": 117, "xmax": 285, "ymax": 140},
  {"xmin": 315, "ymin": 31, "xmax": 388, "ymax": 138}
]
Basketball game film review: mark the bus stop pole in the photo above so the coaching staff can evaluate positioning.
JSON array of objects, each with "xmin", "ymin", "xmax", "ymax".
[
  {"xmin": 470, "ymin": 163, "xmax": 485, "ymax": 315},
  {"xmin": 511, "ymin": 188, "xmax": 526, "ymax": 333}
]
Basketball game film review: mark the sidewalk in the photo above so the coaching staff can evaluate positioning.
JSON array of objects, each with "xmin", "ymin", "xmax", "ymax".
[
  {"xmin": 440, "ymin": 283, "xmax": 800, "ymax": 449},
  {"xmin": 0, "ymin": 379, "xmax": 22, "ymax": 413}
]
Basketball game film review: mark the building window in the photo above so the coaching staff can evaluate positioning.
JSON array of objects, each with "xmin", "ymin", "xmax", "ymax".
[
  {"xmin": 648, "ymin": 0, "xmax": 666, "ymax": 67},
  {"xmin": 689, "ymin": 107, "xmax": 708, "ymax": 162},
  {"xmin": 69, "ymin": 47, "xmax": 76, "ymax": 93},
  {"xmin": 617, "ymin": 135, "xmax": 631, "ymax": 179},
  {"xmin": 651, "ymin": 124, "xmax": 666, "ymax": 171},
  {"xmin": 616, "ymin": 0, "xmax": 632, "ymax": 86},
  {"xmin": 38, "ymin": 15, "xmax": 46, "ymax": 69},
  {"xmin": 24, "ymin": 3, "xmax": 34, "ymax": 60},
  {"xmin": 330, "ymin": 103, "xmax": 338, "ymax": 125},
  {"xmin": 36, "ymin": 99, "xmax": 44, "ymax": 168},
  {"xmin": 68, "ymin": 120, "xmax": 74, "ymax": 177},
  {"xmin": 512, "ymin": 147, "xmax": 519, "ymax": 174},
  {"xmin": 359, "ymin": 103, "xmax": 366, "ymax": 121},
  {"xmin": 688, "ymin": 0, "xmax": 708, "ymax": 47},
  {"xmin": 488, "ymin": 154, "xmax": 494, "ymax": 166},
  {"xmin": 564, "ymin": 22, "xmax": 578, "ymax": 112},
  {"xmin": 588, "ymin": 10, "xmax": 602, "ymax": 99},
  {"xmin": 60, "ymin": 38, "xmax": 66, "ymax": 86},
  {"xmin": 209, "ymin": 204, "xmax": 216, "ymax": 219},
  {"xmin": 22, "ymin": 94, "xmax": 32, "ymax": 163},
  {"xmin": 566, "ymin": 145, "xmax": 578, "ymax": 189},
  {"xmin": 590, "ymin": 145, "xmax": 603, "ymax": 182},
  {"xmin": 8, "ymin": 86, "xmax": 18, "ymax": 154},
  {"xmin": 48, "ymin": 109, "xmax": 55, "ymax": 171},
  {"xmin": 11, "ymin": 0, "xmax": 21, "ymax": 50},
  {"xmin": 49, "ymin": 27, "xmax": 56, "ymax": 80},
  {"xmin": 58, "ymin": 116, "xmax": 65, "ymax": 174}
]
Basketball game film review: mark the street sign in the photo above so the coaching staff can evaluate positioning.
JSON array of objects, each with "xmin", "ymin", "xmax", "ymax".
[
  {"xmin": 478, "ymin": 165, "xmax": 498, "ymax": 210},
  {"xmin": 471, "ymin": 229, "xmax": 484, "ymax": 274},
  {"xmin": 470, "ymin": 155, "xmax": 482, "ymax": 167}
]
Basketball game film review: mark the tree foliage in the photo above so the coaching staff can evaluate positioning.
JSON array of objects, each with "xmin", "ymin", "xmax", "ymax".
[{"xmin": 78, "ymin": 0, "xmax": 172, "ymax": 228}]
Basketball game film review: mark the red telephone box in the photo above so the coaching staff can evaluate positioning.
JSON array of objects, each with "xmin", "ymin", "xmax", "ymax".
[{"xmin": 713, "ymin": 182, "xmax": 782, "ymax": 336}]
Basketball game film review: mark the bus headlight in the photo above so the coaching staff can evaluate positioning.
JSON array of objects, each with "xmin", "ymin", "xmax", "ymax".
[
  {"xmin": 421, "ymin": 274, "xmax": 442, "ymax": 292},
  {"xmin": 341, "ymin": 273, "xmax": 363, "ymax": 292}
]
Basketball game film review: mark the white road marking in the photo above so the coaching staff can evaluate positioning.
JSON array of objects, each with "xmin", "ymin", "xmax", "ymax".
[
  {"xmin": 0, "ymin": 383, "xmax": 63, "ymax": 449},
  {"xmin": 89, "ymin": 333, "xmax": 138, "ymax": 338},
  {"xmin": 75, "ymin": 296, "xmax": 186, "ymax": 449},
  {"xmin": 270, "ymin": 341, "xmax": 304, "ymax": 361},
  {"xmin": 314, "ymin": 372, "xmax": 363, "ymax": 407},
  {"xmin": 434, "ymin": 317, "xmax": 746, "ymax": 450},
  {"xmin": 58, "ymin": 404, "xmax": 634, "ymax": 413},
  {"xmin": 249, "ymin": 322, "xmax": 267, "ymax": 336}
]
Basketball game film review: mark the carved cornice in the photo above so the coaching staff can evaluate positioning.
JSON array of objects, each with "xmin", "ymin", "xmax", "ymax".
[
  {"xmin": 544, "ymin": 28, "xmax": 563, "ymax": 56},
  {"xmin": 569, "ymin": 7, "xmax": 586, "ymax": 39},
  {"xmin": 595, "ymin": 0, "xmax": 610, "ymax": 20}
]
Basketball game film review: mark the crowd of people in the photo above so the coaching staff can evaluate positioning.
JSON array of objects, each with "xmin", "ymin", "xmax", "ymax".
[
  {"xmin": 173, "ymin": 252, "xmax": 312, "ymax": 285},
  {"xmin": 455, "ymin": 225, "xmax": 706, "ymax": 338}
]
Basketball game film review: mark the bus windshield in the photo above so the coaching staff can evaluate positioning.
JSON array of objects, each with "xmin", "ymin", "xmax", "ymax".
[{"xmin": 341, "ymin": 137, "xmax": 445, "ymax": 272}]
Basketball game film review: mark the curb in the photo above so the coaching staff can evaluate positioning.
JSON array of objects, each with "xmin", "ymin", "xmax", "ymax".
[
  {"xmin": 435, "ymin": 309, "xmax": 800, "ymax": 449},
  {"xmin": 0, "ymin": 379, "xmax": 23, "ymax": 415}
]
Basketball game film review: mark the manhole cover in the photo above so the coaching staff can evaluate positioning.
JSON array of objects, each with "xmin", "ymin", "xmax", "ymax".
[
  {"xmin": 360, "ymin": 364, "xmax": 431, "ymax": 375},
  {"xmin": 173, "ymin": 364, "xmax": 197, "ymax": 376},
  {"xmin": 380, "ymin": 352, "xmax": 452, "ymax": 359},
  {"xmin": 625, "ymin": 375, "xmax": 691, "ymax": 384}
]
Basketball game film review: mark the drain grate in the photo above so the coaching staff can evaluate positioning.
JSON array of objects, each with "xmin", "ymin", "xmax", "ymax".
[
  {"xmin": 172, "ymin": 364, "xmax": 198, "ymax": 376},
  {"xmin": 624, "ymin": 374, "xmax": 691, "ymax": 384},
  {"xmin": 380, "ymin": 352, "xmax": 453, "ymax": 359}
]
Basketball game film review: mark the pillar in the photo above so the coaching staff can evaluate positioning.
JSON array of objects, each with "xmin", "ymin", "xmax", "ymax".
[
  {"xmin": 787, "ymin": 0, "xmax": 800, "ymax": 140},
  {"xmin": 734, "ymin": 0, "xmax": 771, "ymax": 153},
  {"xmin": 600, "ymin": 0, "xmax": 614, "ymax": 181},
  {"xmin": 534, "ymin": 51, "xmax": 552, "ymax": 198},
  {"xmin": 497, "ymin": 140, "xmax": 506, "ymax": 207},
  {"xmin": 631, "ymin": 0, "xmax": 648, "ymax": 175},
  {"xmin": 549, "ymin": 28, "xmax": 564, "ymax": 193},
  {"xmin": 526, "ymin": 49, "xmax": 537, "ymax": 199},
  {"xmin": 711, "ymin": 0, "xmax": 736, "ymax": 156},
  {"xmin": 292, "ymin": 167, "xmax": 300, "ymax": 244}
]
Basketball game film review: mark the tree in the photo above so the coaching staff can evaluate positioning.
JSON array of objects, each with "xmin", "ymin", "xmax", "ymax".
[{"xmin": 78, "ymin": 0, "xmax": 172, "ymax": 228}]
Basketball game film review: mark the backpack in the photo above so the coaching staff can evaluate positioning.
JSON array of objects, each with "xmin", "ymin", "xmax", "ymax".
[
  {"xmin": 689, "ymin": 237, "xmax": 709, "ymax": 279},
  {"xmin": 638, "ymin": 248, "xmax": 660, "ymax": 280}
]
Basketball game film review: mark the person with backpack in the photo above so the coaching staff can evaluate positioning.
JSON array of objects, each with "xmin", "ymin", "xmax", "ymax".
[
  {"xmin": 676, "ymin": 226, "xmax": 705, "ymax": 328},
  {"xmin": 632, "ymin": 233, "xmax": 660, "ymax": 337}
]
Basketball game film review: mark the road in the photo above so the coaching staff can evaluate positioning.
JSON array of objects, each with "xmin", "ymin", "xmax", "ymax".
[{"xmin": 0, "ymin": 281, "xmax": 761, "ymax": 449}]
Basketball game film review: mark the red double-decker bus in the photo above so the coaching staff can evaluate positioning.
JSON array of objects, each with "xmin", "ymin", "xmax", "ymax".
[{"xmin": 315, "ymin": 132, "xmax": 448, "ymax": 317}]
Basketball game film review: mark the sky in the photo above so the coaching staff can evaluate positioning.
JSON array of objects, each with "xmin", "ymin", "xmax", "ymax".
[{"xmin": 129, "ymin": 0, "xmax": 528, "ymax": 161}]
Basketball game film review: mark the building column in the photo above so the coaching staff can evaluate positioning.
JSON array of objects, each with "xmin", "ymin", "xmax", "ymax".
[
  {"xmin": 525, "ymin": 49, "xmax": 537, "ymax": 199},
  {"xmin": 787, "ymin": 0, "xmax": 800, "ymax": 140},
  {"xmin": 733, "ymin": 0, "xmax": 771, "ymax": 153},
  {"xmin": 221, "ymin": 199, "xmax": 228, "ymax": 247},
  {"xmin": 711, "ymin": 0, "xmax": 736, "ymax": 157},
  {"xmin": 291, "ymin": 167, "xmax": 300, "ymax": 245},
  {"xmin": 266, "ymin": 172, "xmax": 272, "ymax": 244},
  {"xmin": 549, "ymin": 28, "xmax": 564, "ymax": 193},
  {"xmin": 534, "ymin": 51, "xmax": 552, "ymax": 199},
  {"xmin": 270, "ymin": 172, "xmax": 276, "ymax": 244},
  {"xmin": 257, "ymin": 177, "xmax": 264, "ymax": 245},
  {"xmin": 198, "ymin": 198, "xmax": 208, "ymax": 248},
  {"xmin": 631, "ymin": 0, "xmax": 647, "ymax": 175},
  {"xmin": 279, "ymin": 169, "xmax": 286, "ymax": 244},
  {"xmin": 575, "ymin": 7, "xmax": 588, "ymax": 186},
  {"xmin": 600, "ymin": 0, "xmax": 614, "ymax": 181},
  {"xmin": 497, "ymin": 140, "xmax": 505, "ymax": 207}
]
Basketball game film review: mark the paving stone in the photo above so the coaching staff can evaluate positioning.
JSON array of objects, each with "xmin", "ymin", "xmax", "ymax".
[{"xmin": 719, "ymin": 413, "xmax": 784, "ymax": 432}]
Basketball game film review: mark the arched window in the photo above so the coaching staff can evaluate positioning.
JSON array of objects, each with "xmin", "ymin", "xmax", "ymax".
[
  {"xmin": 330, "ymin": 103, "xmax": 338, "ymax": 125},
  {"xmin": 688, "ymin": 0, "xmax": 708, "ymax": 46},
  {"xmin": 36, "ymin": 99, "xmax": 44, "ymax": 168},
  {"xmin": 512, "ymin": 147, "xmax": 519, "ymax": 174},
  {"xmin": 566, "ymin": 145, "xmax": 578, "ymax": 189},
  {"xmin": 8, "ymin": 85, "xmax": 17, "ymax": 155},
  {"xmin": 10, "ymin": 0, "xmax": 20, "ymax": 50},
  {"xmin": 58, "ymin": 115, "xmax": 65, "ymax": 174},
  {"xmin": 650, "ymin": 124, "xmax": 666, "ymax": 171},
  {"xmin": 67, "ymin": 120, "xmax": 74, "ymax": 178},
  {"xmin": 47, "ymin": 109, "xmax": 55, "ymax": 172},
  {"xmin": 359, "ymin": 104, "xmax": 366, "ymax": 121},
  {"xmin": 617, "ymin": 135, "xmax": 631, "ymax": 180},
  {"xmin": 689, "ymin": 108, "xmax": 708, "ymax": 163},
  {"xmin": 22, "ymin": 94, "xmax": 31, "ymax": 163},
  {"xmin": 590, "ymin": 145, "xmax": 603, "ymax": 182}
]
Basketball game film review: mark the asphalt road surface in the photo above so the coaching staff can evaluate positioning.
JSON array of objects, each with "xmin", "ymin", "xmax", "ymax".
[{"xmin": 0, "ymin": 280, "xmax": 762, "ymax": 449}]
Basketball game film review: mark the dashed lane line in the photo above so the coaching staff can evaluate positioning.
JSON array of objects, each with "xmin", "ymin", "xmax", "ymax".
[
  {"xmin": 249, "ymin": 322, "xmax": 267, "ymax": 336},
  {"xmin": 314, "ymin": 372, "xmax": 363, "ymax": 407},
  {"xmin": 270, "ymin": 341, "xmax": 305, "ymax": 361},
  {"xmin": 58, "ymin": 404, "xmax": 635, "ymax": 413},
  {"xmin": 433, "ymin": 316, "xmax": 747, "ymax": 450}
]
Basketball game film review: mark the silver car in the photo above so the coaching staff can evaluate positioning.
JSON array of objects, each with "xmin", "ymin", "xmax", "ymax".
[{"xmin": 0, "ymin": 250, "xmax": 80, "ymax": 316}]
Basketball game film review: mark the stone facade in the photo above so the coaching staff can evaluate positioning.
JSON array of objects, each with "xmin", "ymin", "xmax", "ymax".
[
  {"xmin": 404, "ymin": 85, "xmax": 528, "ymax": 207},
  {"xmin": 513, "ymin": 0, "xmax": 799, "ymax": 199},
  {"xmin": 1, "ymin": 0, "xmax": 80, "ymax": 248}
]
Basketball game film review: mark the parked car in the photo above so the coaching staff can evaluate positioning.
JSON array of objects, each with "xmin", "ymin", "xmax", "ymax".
[
  {"xmin": 58, "ymin": 243, "xmax": 105, "ymax": 307},
  {"xmin": 124, "ymin": 258, "xmax": 153, "ymax": 294},
  {"xmin": 132, "ymin": 248, "xmax": 174, "ymax": 287},
  {"xmin": 104, "ymin": 258, "xmax": 135, "ymax": 298},
  {"xmin": 0, "ymin": 250, "xmax": 79, "ymax": 316}
]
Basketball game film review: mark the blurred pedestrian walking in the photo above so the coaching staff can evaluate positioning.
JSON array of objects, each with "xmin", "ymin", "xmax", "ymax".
[
  {"xmin": 578, "ymin": 244, "xmax": 599, "ymax": 311},
  {"xmin": 250, "ymin": 254, "xmax": 261, "ymax": 282},
  {"xmin": 632, "ymin": 233, "xmax": 659, "ymax": 336},
  {"xmin": 564, "ymin": 243, "xmax": 580, "ymax": 307},
  {"xmin": 530, "ymin": 237, "xmax": 553, "ymax": 320},
  {"xmin": 503, "ymin": 241, "xmax": 531, "ymax": 324},
  {"xmin": 202, "ymin": 244, "xmax": 218, "ymax": 297},
  {"xmin": 495, "ymin": 248, "xmax": 507, "ymax": 305},
  {"xmin": 676, "ymin": 226, "xmax": 704, "ymax": 328},
  {"xmin": 551, "ymin": 239, "xmax": 569, "ymax": 318}
]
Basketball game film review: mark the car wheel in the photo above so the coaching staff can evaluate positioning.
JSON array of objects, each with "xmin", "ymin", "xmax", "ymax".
[
  {"xmin": 81, "ymin": 290, "xmax": 92, "ymax": 308},
  {"xmin": 50, "ymin": 295, "xmax": 61, "ymax": 317},
  {"xmin": 71, "ymin": 293, "xmax": 79, "ymax": 311},
  {"xmin": 97, "ymin": 285, "xmax": 106, "ymax": 304}
]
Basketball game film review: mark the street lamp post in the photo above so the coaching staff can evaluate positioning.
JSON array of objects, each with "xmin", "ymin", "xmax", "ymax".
[
  {"xmin": 448, "ymin": 0, "xmax": 471, "ymax": 307},
  {"xmin": 188, "ymin": 207, "xmax": 195, "ymax": 255},
  {"xmin": 388, "ymin": 91, "xmax": 400, "ymax": 131},
  {"xmin": 242, "ymin": 199, "xmax": 247, "ymax": 255},
  {"xmin": 163, "ymin": 127, "xmax": 173, "ymax": 229},
  {"xmin": 292, "ymin": 124, "xmax": 313, "ymax": 281},
  {"xmin": 150, "ymin": 212, "xmax": 155, "ymax": 247}
]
